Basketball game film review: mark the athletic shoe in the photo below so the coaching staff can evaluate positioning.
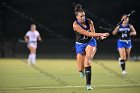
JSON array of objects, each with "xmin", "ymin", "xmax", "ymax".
[
  {"xmin": 27, "ymin": 60, "xmax": 31, "ymax": 65},
  {"xmin": 86, "ymin": 85, "xmax": 93, "ymax": 90},
  {"xmin": 80, "ymin": 71, "xmax": 85, "ymax": 78},
  {"xmin": 122, "ymin": 70, "xmax": 127, "ymax": 75}
]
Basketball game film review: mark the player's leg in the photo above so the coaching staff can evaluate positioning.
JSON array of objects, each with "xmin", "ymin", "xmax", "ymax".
[
  {"xmin": 125, "ymin": 40, "xmax": 132, "ymax": 61},
  {"xmin": 28, "ymin": 46, "xmax": 36, "ymax": 65},
  {"xmin": 84, "ymin": 45, "xmax": 96, "ymax": 90},
  {"xmin": 76, "ymin": 53, "xmax": 85, "ymax": 78},
  {"xmin": 27, "ymin": 46, "xmax": 33, "ymax": 64},
  {"xmin": 91, "ymin": 46, "xmax": 97, "ymax": 59},
  {"xmin": 122, "ymin": 48, "xmax": 131, "ymax": 74},
  {"xmin": 31, "ymin": 47, "xmax": 36, "ymax": 64},
  {"xmin": 125, "ymin": 48, "xmax": 131, "ymax": 61},
  {"xmin": 75, "ymin": 43, "xmax": 86, "ymax": 78},
  {"xmin": 118, "ymin": 48, "xmax": 127, "ymax": 74}
]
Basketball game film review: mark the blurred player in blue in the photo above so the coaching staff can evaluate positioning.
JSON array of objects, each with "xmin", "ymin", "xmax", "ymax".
[
  {"xmin": 73, "ymin": 4, "xmax": 109, "ymax": 90},
  {"xmin": 113, "ymin": 14, "xmax": 136, "ymax": 75}
]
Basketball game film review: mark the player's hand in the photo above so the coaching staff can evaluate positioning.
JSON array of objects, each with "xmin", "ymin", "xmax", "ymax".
[
  {"xmin": 100, "ymin": 33, "xmax": 109, "ymax": 40},
  {"xmin": 25, "ymin": 39, "xmax": 28, "ymax": 43},
  {"xmin": 38, "ymin": 39, "xmax": 43, "ymax": 42},
  {"xmin": 39, "ymin": 39, "xmax": 43, "ymax": 42},
  {"xmin": 38, "ymin": 37, "xmax": 42, "ymax": 42},
  {"xmin": 103, "ymin": 33, "xmax": 109, "ymax": 37},
  {"xmin": 100, "ymin": 36, "xmax": 106, "ymax": 40}
]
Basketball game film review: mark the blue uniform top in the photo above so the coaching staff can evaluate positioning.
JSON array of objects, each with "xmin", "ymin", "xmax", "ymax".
[
  {"xmin": 75, "ymin": 18, "xmax": 92, "ymax": 43},
  {"xmin": 117, "ymin": 24, "xmax": 131, "ymax": 40},
  {"xmin": 117, "ymin": 24, "xmax": 132, "ymax": 49}
]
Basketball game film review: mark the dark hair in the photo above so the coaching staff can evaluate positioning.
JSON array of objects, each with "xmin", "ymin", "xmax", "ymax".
[
  {"xmin": 31, "ymin": 23, "xmax": 36, "ymax": 26},
  {"xmin": 74, "ymin": 4, "xmax": 84, "ymax": 16},
  {"xmin": 121, "ymin": 14, "xmax": 128, "ymax": 19}
]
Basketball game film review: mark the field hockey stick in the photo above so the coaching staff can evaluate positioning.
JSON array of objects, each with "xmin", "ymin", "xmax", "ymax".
[
  {"xmin": 18, "ymin": 39, "xmax": 27, "ymax": 43},
  {"xmin": 18, "ymin": 38, "xmax": 43, "ymax": 44},
  {"xmin": 99, "ymin": 10, "xmax": 136, "ymax": 36},
  {"xmin": 117, "ymin": 10, "xmax": 136, "ymax": 26}
]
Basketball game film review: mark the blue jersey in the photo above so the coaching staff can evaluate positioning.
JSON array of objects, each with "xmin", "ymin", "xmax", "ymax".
[
  {"xmin": 117, "ymin": 24, "xmax": 132, "ymax": 49},
  {"xmin": 118, "ymin": 24, "xmax": 131, "ymax": 40},
  {"xmin": 74, "ymin": 18, "xmax": 97, "ymax": 55},
  {"xmin": 75, "ymin": 18, "xmax": 92, "ymax": 43}
]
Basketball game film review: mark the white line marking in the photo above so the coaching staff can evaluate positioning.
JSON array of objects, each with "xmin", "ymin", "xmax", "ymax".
[{"xmin": 1, "ymin": 84, "xmax": 140, "ymax": 90}]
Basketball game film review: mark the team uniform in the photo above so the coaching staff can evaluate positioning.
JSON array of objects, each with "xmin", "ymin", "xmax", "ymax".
[
  {"xmin": 74, "ymin": 18, "xmax": 96, "ymax": 90},
  {"xmin": 26, "ymin": 30, "xmax": 40, "ymax": 49},
  {"xmin": 117, "ymin": 23, "xmax": 132, "ymax": 74},
  {"xmin": 117, "ymin": 24, "xmax": 132, "ymax": 49},
  {"xmin": 25, "ymin": 30, "xmax": 40, "ymax": 65},
  {"xmin": 75, "ymin": 19, "xmax": 97, "ymax": 55}
]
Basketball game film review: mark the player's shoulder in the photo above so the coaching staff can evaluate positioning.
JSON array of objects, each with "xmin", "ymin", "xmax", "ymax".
[
  {"xmin": 73, "ymin": 21, "xmax": 77, "ymax": 25},
  {"xmin": 35, "ymin": 30, "xmax": 39, "ymax": 33},
  {"xmin": 35, "ymin": 30, "xmax": 40, "ymax": 35},
  {"xmin": 73, "ymin": 21, "xmax": 78, "ymax": 28},
  {"xmin": 25, "ymin": 31, "xmax": 31, "ymax": 36},
  {"xmin": 26, "ymin": 30, "xmax": 31, "ymax": 34},
  {"xmin": 128, "ymin": 23, "xmax": 133, "ymax": 27},
  {"xmin": 115, "ymin": 24, "xmax": 120, "ymax": 29},
  {"xmin": 128, "ymin": 24, "xmax": 134, "ymax": 29}
]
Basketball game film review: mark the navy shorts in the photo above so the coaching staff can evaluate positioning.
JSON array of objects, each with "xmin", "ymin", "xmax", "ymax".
[{"xmin": 75, "ymin": 38, "xmax": 97, "ymax": 55}]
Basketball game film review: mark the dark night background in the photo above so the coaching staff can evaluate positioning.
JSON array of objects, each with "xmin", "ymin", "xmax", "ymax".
[{"xmin": 0, "ymin": 0, "xmax": 140, "ymax": 59}]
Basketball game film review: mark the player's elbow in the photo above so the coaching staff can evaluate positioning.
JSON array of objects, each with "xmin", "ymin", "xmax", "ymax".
[
  {"xmin": 24, "ymin": 36, "xmax": 26, "ymax": 40},
  {"xmin": 86, "ymin": 32, "xmax": 92, "ymax": 37},
  {"xmin": 24, "ymin": 36, "xmax": 28, "ymax": 41},
  {"xmin": 112, "ymin": 31, "xmax": 116, "ymax": 35},
  {"xmin": 130, "ymin": 31, "xmax": 137, "ymax": 36}
]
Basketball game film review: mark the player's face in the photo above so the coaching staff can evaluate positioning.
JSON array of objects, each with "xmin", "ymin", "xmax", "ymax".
[
  {"xmin": 31, "ymin": 25, "xmax": 36, "ymax": 31},
  {"xmin": 76, "ymin": 12, "xmax": 86, "ymax": 23},
  {"xmin": 122, "ymin": 15, "xmax": 129, "ymax": 24}
]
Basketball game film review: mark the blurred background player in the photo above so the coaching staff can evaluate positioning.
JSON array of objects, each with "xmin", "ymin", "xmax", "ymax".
[
  {"xmin": 73, "ymin": 4, "xmax": 109, "ymax": 90},
  {"xmin": 112, "ymin": 14, "xmax": 136, "ymax": 75},
  {"xmin": 24, "ymin": 24, "xmax": 42, "ymax": 65}
]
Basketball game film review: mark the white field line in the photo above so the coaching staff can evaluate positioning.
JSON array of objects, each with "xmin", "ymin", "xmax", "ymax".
[{"xmin": 0, "ymin": 84, "xmax": 140, "ymax": 90}]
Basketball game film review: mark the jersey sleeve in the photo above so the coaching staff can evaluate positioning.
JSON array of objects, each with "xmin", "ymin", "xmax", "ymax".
[
  {"xmin": 25, "ymin": 31, "xmax": 30, "ymax": 37},
  {"xmin": 36, "ymin": 31, "xmax": 40, "ymax": 37}
]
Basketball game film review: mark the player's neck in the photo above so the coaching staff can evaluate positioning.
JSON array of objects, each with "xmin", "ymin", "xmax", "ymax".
[
  {"xmin": 31, "ymin": 30, "xmax": 36, "ymax": 32},
  {"xmin": 122, "ymin": 23, "xmax": 127, "ymax": 26}
]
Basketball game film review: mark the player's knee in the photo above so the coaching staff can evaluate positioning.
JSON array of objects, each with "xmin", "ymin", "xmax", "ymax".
[
  {"xmin": 123, "ymin": 55, "xmax": 127, "ymax": 61},
  {"xmin": 120, "ymin": 55, "xmax": 126, "ymax": 61},
  {"xmin": 124, "ymin": 57, "xmax": 127, "ymax": 61},
  {"xmin": 30, "ymin": 51, "xmax": 35, "ymax": 54},
  {"xmin": 84, "ymin": 60, "xmax": 91, "ymax": 67},
  {"xmin": 125, "ymin": 55, "xmax": 129, "ymax": 61},
  {"xmin": 85, "ymin": 55, "xmax": 92, "ymax": 61},
  {"xmin": 31, "ymin": 50, "xmax": 36, "ymax": 54}
]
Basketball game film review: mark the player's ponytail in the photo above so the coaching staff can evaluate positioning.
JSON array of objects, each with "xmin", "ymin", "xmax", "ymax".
[{"xmin": 74, "ymin": 4, "xmax": 84, "ymax": 16}]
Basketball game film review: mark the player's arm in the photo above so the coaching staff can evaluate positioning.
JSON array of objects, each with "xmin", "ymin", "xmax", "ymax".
[
  {"xmin": 24, "ymin": 34, "xmax": 29, "ymax": 43},
  {"xmin": 129, "ymin": 24, "xmax": 136, "ymax": 36},
  {"xmin": 73, "ymin": 22, "xmax": 108, "ymax": 37},
  {"xmin": 88, "ymin": 19, "xmax": 95, "ymax": 33},
  {"xmin": 38, "ymin": 36, "xmax": 42, "ymax": 41},
  {"xmin": 88, "ymin": 19, "xmax": 109, "ymax": 39},
  {"xmin": 112, "ymin": 26, "xmax": 119, "ymax": 35},
  {"xmin": 37, "ymin": 32, "xmax": 42, "ymax": 41}
]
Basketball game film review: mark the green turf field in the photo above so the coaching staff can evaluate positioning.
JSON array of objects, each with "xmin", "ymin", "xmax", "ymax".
[{"xmin": 0, "ymin": 59, "xmax": 140, "ymax": 93}]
